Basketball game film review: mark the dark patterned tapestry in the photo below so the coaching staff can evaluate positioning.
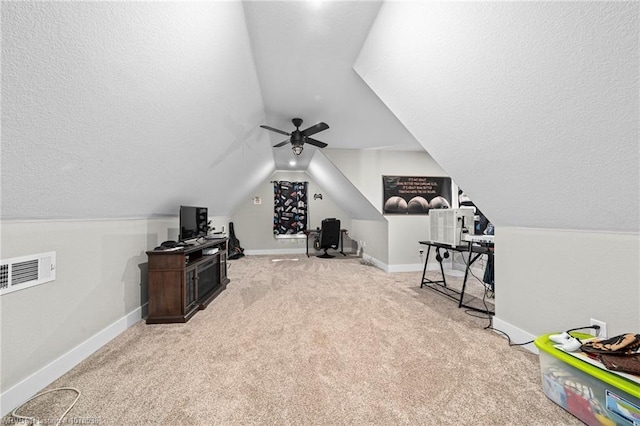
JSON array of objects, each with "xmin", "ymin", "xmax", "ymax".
[{"xmin": 273, "ymin": 181, "xmax": 308, "ymax": 236}]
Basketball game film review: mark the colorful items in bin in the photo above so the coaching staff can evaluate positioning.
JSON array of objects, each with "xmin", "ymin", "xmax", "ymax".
[
  {"xmin": 537, "ymin": 334, "xmax": 640, "ymax": 426},
  {"xmin": 582, "ymin": 333, "xmax": 640, "ymax": 356},
  {"xmin": 605, "ymin": 390, "xmax": 640, "ymax": 425},
  {"xmin": 541, "ymin": 366, "xmax": 614, "ymax": 425}
]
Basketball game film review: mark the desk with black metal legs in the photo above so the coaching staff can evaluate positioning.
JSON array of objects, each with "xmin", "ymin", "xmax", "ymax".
[
  {"xmin": 419, "ymin": 240, "xmax": 494, "ymax": 315},
  {"xmin": 305, "ymin": 229, "xmax": 349, "ymax": 257}
]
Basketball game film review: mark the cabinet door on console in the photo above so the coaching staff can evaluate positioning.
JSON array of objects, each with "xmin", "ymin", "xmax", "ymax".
[
  {"xmin": 185, "ymin": 266, "xmax": 197, "ymax": 310},
  {"xmin": 219, "ymin": 252, "xmax": 227, "ymax": 284},
  {"xmin": 146, "ymin": 239, "xmax": 230, "ymax": 324},
  {"xmin": 148, "ymin": 270, "xmax": 184, "ymax": 319}
]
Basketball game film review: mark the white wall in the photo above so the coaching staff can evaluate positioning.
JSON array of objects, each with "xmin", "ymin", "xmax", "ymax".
[
  {"xmin": 355, "ymin": 1, "xmax": 639, "ymax": 232},
  {"xmin": 324, "ymin": 149, "xmax": 449, "ymax": 269},
  {"xmin": 4, "ymin": 4, "xmax": 635, "ymax": 414},
  {"xmin": 0, "ymin": 217, "xmax": 174, "ymax": 409},
  {"xmin": 1, "ymin": 1, "xmax": 272, "ymax": 220},
  {"xmin": 307, "ymin": 150, "xmax": 384, "ymax": 221},
  {"xmin": 351, "ymin": 219, "xmax": 389, "ymax": 268},
  {"xmin": 388, "ymin": 217, "xmax": 430, "ymax": 271},
  {"xmin": 1, "ymin": 2, "xmax": 271, "ymax": 411},
  {"xmin": 496, "ymin": 228, "xmax": 640, "ymax": 337},
  {"xmin": 230, "ymin": 171, "xmax": 352, "ymax": 255},
  {"xmin": 232, "ymin": 149, "xmax": 448, "ymax": 269},
  {"xmin": 229, "ymin": 149, "xmax": 441, "ymax": 268},
  {"xmin": 208, "ymin": 216, "xmax": 232, "ymax": 237},
  {"xmin": 353, "ymin": 2, "xmax": 640, "ymax": 342}
]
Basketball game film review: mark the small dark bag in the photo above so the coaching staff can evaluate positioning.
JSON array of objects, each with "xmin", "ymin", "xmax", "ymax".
[{"xmin": 599, "ymin": 354, "xmax": 640, "ymax": 376}]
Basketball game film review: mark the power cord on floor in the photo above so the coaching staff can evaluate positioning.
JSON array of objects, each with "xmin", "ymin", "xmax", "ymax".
[
  {"xmin": 485, "ymin": 323, "xmax": 535, "ymax": 347},
  {"xmin": 458, "ymin": 247, "xmax": 494, "ymax": 321},
  {"xmin": 11, "ymin": 387, "xmax": 81, "ymax": 426},
  {"xmin": 429, "ymin": 242, "xmax": 538, "ymax": 348},
  {"xmin": 455, "ymin": 246, "xmax": 536, "ymax": 346},
  {"xmin": 486, "ymin": 323, "xmax": 601, "ymax": 349},
  {"xmin": 454, "ymin": 243, "xmax": 599, "ymax": 349}
]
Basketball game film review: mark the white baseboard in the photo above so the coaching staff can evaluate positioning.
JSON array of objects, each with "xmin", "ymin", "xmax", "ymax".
[
  {"xmin": 243, "ymin": 248, "xmax": 355, "ymax": 256},
  {"xmin": 362, "ymin": 254, "xmax": 388, "ymax": 272},
  {"xmin": 0, "ymin": 304, "xmax": 146, "ymax": 417},
  {"xmin": 243, "ymin": 248, "xmax": 307, "ymax": 256},
  {"xmin": 424, "ymin": 259, "xmax": 453, "ymax": 271},
  {"xmin": 359, "ymin": 256, "xmax": 429, "ymax": 274},
  {"xmin": 491, "ymin": 316, "xmax": 538, "ymax": 354},
  {"xmin": 388, "ymin": 263, "xmax": 424, "ymax": 273}
]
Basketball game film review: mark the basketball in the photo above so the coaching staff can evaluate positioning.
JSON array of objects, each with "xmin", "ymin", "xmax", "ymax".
[
  {"xmin": 384, "ymin": 196, "xmax": 408, "ymax": 213},
  {"xmin": 429, "ymin": 196, "xmax": 450, "ymax": 209},
  {"xmin": 407, "ymin": 196, "xmax": 430, "ymax": 213}
]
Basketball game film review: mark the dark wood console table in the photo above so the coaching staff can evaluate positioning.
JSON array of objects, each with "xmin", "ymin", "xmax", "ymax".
[{"xmin": 146, "ymin": 238, "xmax": 229, "ymax": 324}]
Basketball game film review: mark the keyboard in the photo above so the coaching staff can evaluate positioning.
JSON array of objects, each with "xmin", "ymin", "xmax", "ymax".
[
  {"xmin": 205, "ymin": 233, "xmax": 226, "ymax": 240},
  {"xmin": 463, "ymin": 234, "xmax": 495, "ymax": 244}
]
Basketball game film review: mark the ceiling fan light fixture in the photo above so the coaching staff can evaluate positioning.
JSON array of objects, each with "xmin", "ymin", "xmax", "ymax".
[{"xmin": 260, "ymin": 118, "xmax": 329, "ymax": 155}]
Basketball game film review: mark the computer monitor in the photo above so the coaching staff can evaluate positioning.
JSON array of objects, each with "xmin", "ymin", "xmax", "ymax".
[{"xmin": 179, "ymin": 206, "xmax": 208, "ymax": 242}]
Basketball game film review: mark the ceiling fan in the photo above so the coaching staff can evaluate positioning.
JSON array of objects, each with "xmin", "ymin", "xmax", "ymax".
[{"xmin": 260, "ymin": 118, "xmax": 329, "ymax": 155}]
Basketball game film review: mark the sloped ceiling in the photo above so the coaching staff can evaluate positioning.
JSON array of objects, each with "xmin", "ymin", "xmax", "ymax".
[
  {"xmin": 355, "ymin": 1, "xmax": 639, "ymax": 232},
  {"xmin": 3, "ymin": 1, "xmax": 638, "ymax": 233},
  {"xmin": 242, "ymin": 0, "xmax": 423, "ymax": 171},
  {"xmin": 307, "ymin": 150, "xmax": 383, "ymax": 221},
  {"xmin": 1, "ymin": 1, "xmax": 423, "ymax": 221},
  {"xmin": 1, "ymin": 1, "xmax": 274, "ymax": 219}
]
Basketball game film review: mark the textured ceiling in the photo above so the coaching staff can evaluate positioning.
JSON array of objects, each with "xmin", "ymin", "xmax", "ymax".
[
  {"xmin": 1, "ymin": 2, "xmax": 272, "ymax": 219},
  {"xmin": 355, "ymin": 1, "xmax": 639, "ymax": 232},
  {"xmin": 243, "ymin": 1, "xmax": 423, "ymax": 170},
  {"xmin": 2, "ymin": 1, "xmax": 637, "ymax": 232},
  {"xmin": 1, "ymin": 1, "xmax": 422, "ymax": 220}
]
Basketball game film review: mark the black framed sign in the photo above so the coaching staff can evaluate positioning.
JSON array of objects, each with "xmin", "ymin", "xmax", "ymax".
[{"xmin": 382, "ymin": 176, "xmax": 452, "ymax": 214}]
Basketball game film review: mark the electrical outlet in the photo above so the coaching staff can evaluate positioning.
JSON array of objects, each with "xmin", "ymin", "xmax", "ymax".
[{"xmin": 590, "ymin": 318, "xmax": 607, "ymax": 339}]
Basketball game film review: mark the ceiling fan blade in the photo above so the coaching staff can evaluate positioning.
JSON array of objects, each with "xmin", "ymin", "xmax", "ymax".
[
  {"xmin": 305, "ymin": 137, "xmax": 328, "ymax": 148},
  {"xmin": 260, "ymin": 125, "xmax": 290, "ymax": 136},
  {"xmin": 300, "ymin": 122, "xmax": 329, "ymax": 137},
  {"xmin": 273, "ymin": 139, "xmax": 290, "ymax": 148}
]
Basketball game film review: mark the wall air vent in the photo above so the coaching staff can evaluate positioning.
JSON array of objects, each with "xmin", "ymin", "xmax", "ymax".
[{"xmin": 0, "ymin": 252, "xmax": 56, "ymax": 295}]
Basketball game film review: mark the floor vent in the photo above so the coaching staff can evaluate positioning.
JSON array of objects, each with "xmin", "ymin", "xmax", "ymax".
[{"xmin": 0, "ymin": 252, "xmax": 56, "ymax": 295}]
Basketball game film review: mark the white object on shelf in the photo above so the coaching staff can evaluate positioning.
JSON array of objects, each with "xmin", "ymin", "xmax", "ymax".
[
  {"xmin": 205, "ymin": 233, "xmax": 226, "ymax": 240},
  {"xmin": 429, "ymin": 208, "xmax": 475, "ymax": 247}
]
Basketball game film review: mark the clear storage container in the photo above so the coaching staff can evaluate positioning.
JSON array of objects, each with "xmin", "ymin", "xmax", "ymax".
[{"xmin": 535, "ymin": 333, "xmax": 640, "ymax": 425}]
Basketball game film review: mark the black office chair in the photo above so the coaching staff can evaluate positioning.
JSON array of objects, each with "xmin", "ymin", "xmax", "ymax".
[{"xmin": 317, "ymin": 218, "xmax": 341, "ymax": 258}]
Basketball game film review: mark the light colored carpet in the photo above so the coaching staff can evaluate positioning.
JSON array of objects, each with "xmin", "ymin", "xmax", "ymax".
[{"xmin": 7, "ymin": 255, "xmax": 579, "ymax": 425}]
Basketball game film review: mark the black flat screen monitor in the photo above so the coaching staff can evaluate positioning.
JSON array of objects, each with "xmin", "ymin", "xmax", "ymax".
[{"xmin": 179, "ymin": 206, "xmax": 208, "ymax": 242}]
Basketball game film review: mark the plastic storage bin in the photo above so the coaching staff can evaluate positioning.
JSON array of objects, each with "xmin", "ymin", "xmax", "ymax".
[{"xmin": 536, "ymin": 334, "xmax": 640, "ymax": 425}]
